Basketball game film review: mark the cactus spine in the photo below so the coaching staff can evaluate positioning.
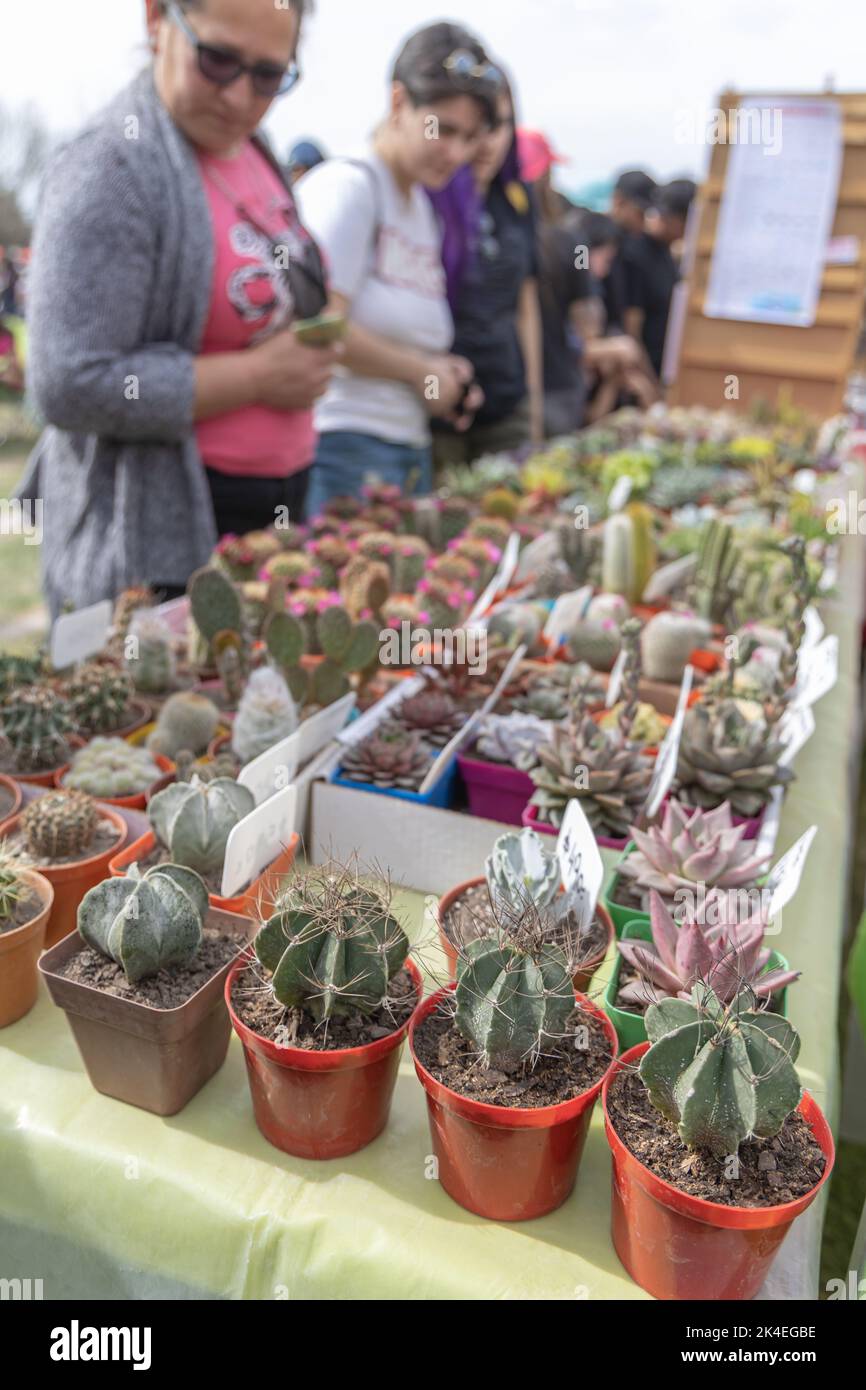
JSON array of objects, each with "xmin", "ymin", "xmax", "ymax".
[
  {"xmin": 21, "ymin": 790, "xmax": 99, "ymax": 860},
  {"xmin": 455, "ymin": 938, "xmax": 574, "ymax": 1070}
]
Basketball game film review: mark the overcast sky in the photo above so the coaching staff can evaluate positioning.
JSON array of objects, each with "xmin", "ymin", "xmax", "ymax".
[{"xmin": 6, "ymin": 0, "xmax": 866, "ymax": 191}]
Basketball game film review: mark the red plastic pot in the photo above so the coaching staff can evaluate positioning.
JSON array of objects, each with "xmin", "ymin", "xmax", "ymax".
[
  {"xmin": 437, "ymin": 876, "xmax": 614, "ymax": 993},
  {"xmin": 602, "ymin": 1042, "xmax": 835, "ymax": 1300},
  {"xmin": 410, "ymin": 986, "xmax": 618, "ymax": 1221},
  {"xmin": 226, "ymin": 953, "xmax": 423, "ymax": 1159},
  {"xmin": 456, "ymin": 750, "xmax": 534, "ymax": 826},
  {"xmin": 9, "ymin": 735, "xmax": 87, "ymax": 787},
  {"xmin": 521, "ymin": 800, "xmax": 628, "ymax": 852},
  {"xmin": 53, "ymin": 754, "xmax": 175, "ymax": 812}
]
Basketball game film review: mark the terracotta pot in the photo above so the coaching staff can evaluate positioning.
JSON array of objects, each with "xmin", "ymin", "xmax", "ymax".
[
  {"xmin": 410, "ymin": 985, "xmax": 618, "ymax": 1220},
  {"xmin": 109, "ymin": 829, "xmax": 300, "ymax": 916},
  {"xmin": 0, "ymin": 869, "xmax": 54, "ymax": 1028},
  {"xmin": 8, "ymin": 735, "xmax": 88, "ymax": 788},
  {"xmin": 437, "ymin": 876, "xmax": 614, "ymax": 993},
  {"xmin": 0, "ymin": 805, "xmax": 128, "ymax": 949},
  {"xmin": 53, "ymin": 754, "xmax": 175, "ymax": 812},
  {"xmin": 603, "ymin": 1042, "xmax": 835, "ymax": 1300},
  {"xmin": 227, "ymin": 954, "xmax": 423, "ymax": 1158},
  {"xmin": 0, "ymin": 774, "xmax": 23, "ymax": 825},
  {"xmin": 39, "ymin": 908, "xmax": 254, "ymax": 1115}
]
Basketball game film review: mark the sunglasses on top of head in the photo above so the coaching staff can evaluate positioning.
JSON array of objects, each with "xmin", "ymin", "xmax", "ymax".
[
  {"xmin": 443, "ymin": 50, "xmax": 502, "ymax": 86},
  {"xmin": 166, "ymin": 1, "xmax": 301, "ymax": 98}
]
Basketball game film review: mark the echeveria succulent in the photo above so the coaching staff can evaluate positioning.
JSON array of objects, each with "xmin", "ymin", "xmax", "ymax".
[{"xmin": 619, "ymin": 800, "xmax": 770, "ymax": 909}]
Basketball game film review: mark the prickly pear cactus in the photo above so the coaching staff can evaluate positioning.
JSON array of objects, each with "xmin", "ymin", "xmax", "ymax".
[
  {"xmin": 78, "ymin": 863, "xmax": 207, "ymax": 983},
  {"xmin": 148, "ymin": 778, "xmax": 254, "ymax": 875},
  {"xmin": 455, "ymin": 938, "xmax": 574, "ymax": 1070}
]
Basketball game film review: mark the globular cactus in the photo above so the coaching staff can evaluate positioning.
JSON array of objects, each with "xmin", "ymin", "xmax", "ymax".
[
  {"xmin": 65, "ymin": 662, "xmax": 134, "ymax": 734},
  {"xmin": 0, "ymin": 685, "xmax": 76, "ymax": 772},
  {"xmin": 564, "ymin": 618, "xmax": 622, "ymax": 672},
  {"xmin": 147, "ymin": 692, "xmax": 221, "ymax": 759},
  {"xmin": 174, "ymin": 749, "xmax": 239, "ymax": 784},
  {"xmin": 450, "ymin": 537, "xmax": 499, "ymax": 589},
  {"xmin": 429, "ymin": 553, "xmax": 480, "ymax": 591},
  {"xmin": 306, "ymin": 536, "xmax": 352, "ymax": 589},
  {"xmin": 586, "ymin": 593, "xmax": 631, "ymax": 628},
  {"xmin": 455, "ymin": 937, "xmax": 574, "ymax": 1070},
  {"xmin": 78, "ymin": 863, "xmax": 207, "ymax": 983},
  {"xmin": 148, "ymin": 777, "xmax": 254, "ymax": 876},
  {"xmin": 111, "ymin": 587, "xmax": 156, "ymax": 641},
  {"xmin": 392, "ymin": 536, "xmax": 432, "ymax": 592},
  {"xmin": 356, "ymin": 530, "xmax": 398, "ymax": 568},
  {"xmin": 438, "ymin": 496, "xmax": 475, "ymax": 545},
  {"xmin": 255, "ymin": 867, "xmax": 409, "ymax": 1022},
  {"xmin": 21, "ymin": 790, "xmax": 98, "ymax": 860},
  {"xmin": 481, "ymin": 486, "xmax": 520, "ymax": 522},
  {"xmin": 260, "ymin": 551, "xmax": 319, "ymax": 589},
  {"xmin": 485, "ymin": 828, "xmax": 560, "ymax": 913},
  {"xmin": 0, "ymin": 845, "xmax": 30, "ymax": 926},
  {"xmin": 0, "ymin": 654, "xmax": 44, "ymax": 701},
  {"xmin": 124, "ymin": 609, "xmax": 176, "ymax": 695},
  {"xmin": 231, "ymin": 667, "xmax": 298, "ymax": 766},
  {"xmin": 640, "ymin": 986, "xmax": 802, "ymax": 1158},
  {"xmin": 641, "ymin": 611, "xmax": 712, "ymax": 684},
  {"xmin": 62, "ymin": 737, "xmax": 162, "ymax": 798},
  {"xmin": 475, "ymin": 712, "xmax": 551, "ymax": 771},
  {"xmin": 467, "ymin": 515, "xmax": 511, "ymax": 550},
  {"xmin": 340, "ymin": 556, "xmax": 391, "ymax": 621}
]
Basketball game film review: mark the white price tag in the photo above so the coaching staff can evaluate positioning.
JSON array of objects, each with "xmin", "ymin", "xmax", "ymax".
[
  {"xmin": 50, "ymin": 601, "xmax": 113, "ymax": 670},
  {"xmin": 220, "ymin": 786, "xmax": 298, "ymax": 900},
  {"xmin": 295, "ymin": 694, "xmax": 356, "ymax": 765},
  {"xmin": 801, "ymin": 606, "xmax": 825, "ymax": 653},
  {"xmin": 514, "ymin": 530, "xmax": 560, "ymax": 583},
  {"xmin": 605, "ymin": 649, "xmax": 628, "ymax": 709},
  {"xmin": 643, "ymin": 667, "xmax": 694, "ymax": 820},
  {"xmin": 556, "ymin": 800, "xmax": 605, "ymax": 928},
  {"xmin": 778, "ymin": 704, "xmax": 816, "ymax": 766},
  {"xmin": 754, "ymin": 785, "xmax": 785, "ymax": 862},
  {"xmin": 543, "ymin": 585, "xmax": 593, "ymax": 645},
  {"xmin": 641, "ymin": 554, "xmax": 698, "ymax": 604},
  {"xmin": 468, "ymin": 532, "xmax": 521, "ymax": 621},
  {"xmin": 766, "ymin": 826, "xmax": 818, "ymax": 920},
  {"xmin": 795, "ymin": 634, "xmax": 839, "ymax": 708},
  {"xmin": 608, "ymin": 476, "xmax": 633, "ymax": 512},
  {"xmin": 237, "ymin": 731, "xmax": 301, "ymax": 807}
]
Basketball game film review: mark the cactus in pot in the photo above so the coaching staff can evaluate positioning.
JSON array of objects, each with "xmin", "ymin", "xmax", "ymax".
[
  {"xmin": 688, "ymin": 519, "xmax": 741, "ymax": 626},
  {"xmin": 62, "ymin": 738, "xmax": 163, "ymax": 798},
  {"xmin": 147, "ymin": 692, "xmax": 221, "ymax": 759},
  {"xmin": 618, "ymin": 800, "xmax": 771, "ymax": 910},
  {"xmin": 639, "ymin": 986, "xmax": 803, "ymax": 1158},
  {"xmin": 0, "ymin": 844, "xmax": 33, "ymax": 932},
  {"xmin": 340, "ymin": 556, "xmax": 391, "ymax": 621},
  {"xmin": 338, "ymin": 724, "xmax": 431, "ymax": 792},
  {"xmin": 65, "ymin": 662, "xmax": 135, "ymax": 734},
  {"xmin": 123, "ymin": 609, "xmax": 177, "ymax": 695},
  {"xmin": 20, "ymin": 790, "xmax": 99, "ymax": 860},
  {"xmin": 314, "ymin": 605, "xmax": 380, "ymax": 707},
  {"xmin": 641, "ymin": 611, "xmax": 712, "ymax": 684},
  {"xmin": 456, "ymin": 935, "xmax": 575, "ymax": 1071},
  {"xmin": 254, "ymin": 864, "xmax": 409, "ymax": 1023},
  {"xmin": 231, "ymin": 668, "xmax": 299, "ymax": 766},
  {"xmin": 563, "ymin": 618, "xmax": 622, "ymax": 671},
  {"xmin": 394, "ymin": 687, "xmax": 465, "ymax": 749},
  {"xmin": 676, "ymin": 700, "xmax": 794, "ymax": 819},
  {"xmin": 474, "ymin": 712, "xmax": 551, "ymax": 770},
  {"xmin": 0, "ymin": 685, "xmax": 77, "ymax": 772},
  {"xmin": 78, "ymin": 863, "xmax": 208, "ymax": 984},
  {"xmin": 148, "ymin": 778, "xmax": 255, "ymax": 876},
  {"xmin": 188, "ymin": 565, "xmax": 248, "ymax": 702}
]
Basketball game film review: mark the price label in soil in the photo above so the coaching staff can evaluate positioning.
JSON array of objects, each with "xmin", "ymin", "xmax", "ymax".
[
  {"xmin": 801, "ymin": 606, "xmax": 825, "ymax": 652},
  {"xmin": 544, "ymin": 586, "xmax": 592, "ymax": 645},
  {"xmin": 754, "ymin": 785, "xmax": 784, "ymax": 861},
  {"xmin": 643, "ymin": 667, "xmax": 694, "ymax": 820},
  {"xmin": 295, "ymin": 693, "xmax": 356, "ymax": 767},
  {"xmin": 221, "ymin": 786, "xmax": 298, "ymax": 900},
  {"xmin": 778, "ymin": 703, "xmax": 815, "ymax": 766},
  {"xmin": 50, "ymin": 601, "xmax": 113, "ymax": 670},
  {"xmin": 556, "ymin": 799, "xmax": 604, "ymax": 925},
  {"xmin": 766, "ymin": 825, "xmax": 818, "ymax": 920},
  {"xmin": 795, "ymin": 634, "xmax": 838, "ymax": 708},
  {"xmin": 608, "ymin": 476, "xmax": 633, "ymax": 512},
  {"xmin": 237, "ymin": 731, "xmax": 301, "ymax": 806},
  {"xmin": 468, "ymin": 533, "xmax": 521, "ymax": 620},
  {"xmin": 605, "ymin": 648, "xmax": 628, "ymax": 709},
  {"xmin": 641, "ymin": 553, "xmax": 698, "ymax": 604}
]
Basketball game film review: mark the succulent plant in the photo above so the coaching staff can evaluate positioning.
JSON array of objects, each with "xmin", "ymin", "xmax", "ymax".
[
  {"xmin": 648, "ymin": 464, "xmax": 718, "ymax": 511},
  {"xmin": 586, "ymin": 593, "xmax": 631, "ymax": 628},
  {"xmin": 78, "ymin": 863, "xmax": 207, "ymax": 984},
  {"xmin": 0, "ymin": 654, "xmax": 44, "ymax": 701},
  {"xmin": 188, "ymin": 566, "xmax": 248, "ymax": 702},
  {"xmin": 617, "ymin": 888, "xmax": 800, "ymax": 1010},
  {"xmin": 20, "ymin": 790, "xmax": 99, "ymax": 860},
  {"xmin": 147, "ymin": 692, "xmax": 221, "ymax": 759},
  {"xmin": 338, "ymin": 724, "xmax": 431, "ymax": 792},
  {"xmin": 455, "ymin": 936, "xmax": 575, "ymax": 1070},
  {"xmin": 475, "ymin": 712, "xmax": 551, "ymax": 770},
  {"xmin": 688, "ymin": 519, "xmax": 741, "ymax": 626},
  {"xmin": 231, "ymin": 667, "xmax": 298, "ymax": 766},
  {"xmin": 639, "ymin": 986, "xmax": 802, "ymax": 1158},
  {"xmin": 450, "ymin": 537, "xmax": 499, "ymax": 588},
  {"xmin": 602, "ymin": 504, "xmax": 655, "ymax": 604},
  {"xmin": 62, "ymin": 737, "xmax": 162, "ymax": 798},
  {"xmin": 0, "ymin": 844, "xmax": 29, "ymax": 929},
  {"xmin": 563, "ymin": 618, "xmax": 621, "ymax": 671},
  {"xmin": 65, "ymin": 662, "xmax": 135, "ymax": 734},
  {"xmin": 510, "ymin": 664, "xmax": 604, "ymax": 721},
  {"xmin": 340, "ymin": 556, "xmax": 391, "ymax": 621},
  {"xmin": 641, "ymin": 612, "xmax": 712, "ymax": 684},
  {"xmin": 314, "ymin": 606, "xmax": 380, "ymax": 707},
  {"xmin": 676, "ymin": 700, "xmax": 795, "ymax": 819},
  {"xmin": 429, "ymin": 553, "xmax": 480, "ymax": 590},
  {"xmin": 148, "ymin": 777, "xmax": 254, "ymax": 876},
  {"xmin": 618, "ymin": 800, "xmax": 771, "ymax": 909},
  {"xmin": 0, "ymin": 685, "xmax": 76, "ymax": 772},
  {"xmin": 598, "ymin": 701, "xmax": 668, "ymax": 748},
  {"xmin": 486, "ymin": 602, "xmax": 548, "ymax": 656},
  {"xmin": 486, "ymin": 828, "xmax": 560, "ymax": 912},
  {"xmin": 528, "ymin": 698, "xmax": 653, "ymax": 839},
  {"xmin": 481, "ymin": 486, "xmax": 521, "ymax": 521},
  {"xmin": 255, "ymin": 861, "xmax": 409, "ymax": 1022},
  {"xmin": 124, "ymin": 609, "xmax": 176, "ymax": 695},
  {"xmin": 438, "ymin": 496, "xmax": 475, "ymax": 545},
  {"xmin": 394, "ymin": 687, "xmax": 465, "ymax": 749}
]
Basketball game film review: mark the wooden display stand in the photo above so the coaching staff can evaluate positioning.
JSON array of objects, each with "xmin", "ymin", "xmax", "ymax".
[{"xmin": 668, "ymin": 90, "xmax": 866, "ymax": 417}]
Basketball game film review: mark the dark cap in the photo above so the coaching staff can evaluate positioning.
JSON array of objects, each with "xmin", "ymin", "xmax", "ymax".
[
  {"xmin": 288, "ymin": 140, "xmax": 326, "ymax": 171},
  {"xmin": 613, "ymin": 169, "xmax": 657, "ymax": 209},
  {"xmin": 653, "ymin": 178, "xmax": 697, "ymax": 220}
]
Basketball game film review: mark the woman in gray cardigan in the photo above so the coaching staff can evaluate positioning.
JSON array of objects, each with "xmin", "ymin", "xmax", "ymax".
[{"xmin": 20, "ymin": 0, "xmax": 337, "ymax": 616}]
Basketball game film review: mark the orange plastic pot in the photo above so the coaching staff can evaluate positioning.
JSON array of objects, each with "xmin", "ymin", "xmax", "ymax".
[
  {"xmin": 437, "ymin": 877, "xmax": 614, "ymax": 993},
  {"xmin": 227, "ymin": 953, "xmax": 423, "ymax": 1159},
  {"xmin": 0, "ymin": 806, "xmax": 128, "ymax": 949},
  {"xmin": 602, "ymin": 1042, "xmax": 835, "ymax": 1300},
  {"xmin": 0, "ymin": 774, "xmax": 23, "ymax": 824},
  {"xmin": 0, "ymin": 869, "xmax": 54, "ymax": 1027},
  {"xmin": 109, "ymin": 830, "xmax": 300, "ymax": 915},
  {"xmin": 410, "ymin": 985, "xmax": 618, "ymax": 1221},
  {"xmin": 10, "ymin": 735, "xmax": 87, "ymax": 787},
  {"xmin": 53, "ymin": 755, "xmax": 175, "ymax": 812}
]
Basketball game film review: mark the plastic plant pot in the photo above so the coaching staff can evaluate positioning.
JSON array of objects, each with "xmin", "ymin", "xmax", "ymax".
[
  {"xmin": 109, "ymin": 830, "xmax": 300, "ymax": 916},
  {"xmin": 92, "ymin": 698, "xmax": 152, "ymax": 741},
  {"xmin": 0, "ymin": 774, "xmax": 23, "ymax": 824},
  {"xmin": 39, "ymin": 908, "xmax": 254, "ymax": 1116},
  {"xmin": 410, "ymin": 985, "xmax": 618, "ymax": 1221},
  {"xmin": 456, "ymin": 749, "xmax": 534, "ymax": 825},
  {"xmin": 9, "ymin": 735, "xmax": 88, "ymax": 788},
  {"xmin": 0, "ymin": 805, "xmax": 128, "ymax": 950},
  {"xmin": 227, "ymin": 954, "xmax": 423, "ymax": 1159},
  {"xmin": 0, "ymin": 869, "xmax": 54, "ymax": 1028},
  {"xmin": 602, "ymin": 1042, "xmax": 835, "ymax": 1300},
  {"xmin": 331, "ymin": 755, "xmax": 458, "ymax": 810},
  {"xmin": 437, "ymin": 876, "xmax": 615, "ymax": 994},
  {"xmin": 521, "ymin": 800, "xmax": 628, "ymax": 853},
  {"xmin": 53, "ymin": 754, "xmax": 175, "ymax": 812},
  {"xmin": 602, "ymin": 844, "xmax": 645, "ymax": 938}
]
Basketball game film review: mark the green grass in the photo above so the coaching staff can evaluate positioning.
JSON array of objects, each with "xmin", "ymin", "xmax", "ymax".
[
  {"xmin": 0, "ymin": 446, "xmax": 47, "ymax": 654},
  {"xmin": 820, "ymin": 1139, "xmax": 866, "ymax": 1295}
]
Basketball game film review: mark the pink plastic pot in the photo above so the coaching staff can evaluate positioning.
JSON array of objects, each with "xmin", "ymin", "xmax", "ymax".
[
  {"xmin": 227, "ymin": 954, "xmax": 423, "ymax": 1159},
  {"xmin": 457, "ymin": 751, "xmax": 534, "ymax": 826},
  {"xmin": 521, "ymin": 801, "xmax": 628, "ymax": 852},
  {"xmin": 602, "ymin": 1042, "xmax": 835, "ymax": 1300},
  {"xmin": 410, "ymin": 985, "xmax": 618, "ymax": 1221}
]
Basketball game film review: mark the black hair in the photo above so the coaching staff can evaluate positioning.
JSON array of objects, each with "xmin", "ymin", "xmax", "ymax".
[
  {"xmin": 575, "ymin": 210, "xmax": 619, "ymax": 250},
  {"xmin": 613, "ymin": 168, "xmax": 657, "ymax": 208},
  {"xmin": 392, "ymin": 22, "xmax": 499, "ymax": 128},
  {"xmin": 654, "ymin": 178, "xmax": 697, "ymax": 220}
]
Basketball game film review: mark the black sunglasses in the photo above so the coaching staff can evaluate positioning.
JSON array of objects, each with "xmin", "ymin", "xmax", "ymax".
[{"xmin": 167, "ymin": 1, "xmax": 300, "ymax": 98}]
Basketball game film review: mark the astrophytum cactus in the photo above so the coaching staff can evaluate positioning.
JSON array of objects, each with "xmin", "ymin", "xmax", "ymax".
[
  {"xmin": 78, "ymin": 863, "xmax": 207, "ymax": 984},
  {"xmin": 148, "ymin": 777, "xmax": 254, "ymax": 876},
  {"xmin": 455, "ymin": 937, "xmax": 574, "ymax": 1070}
]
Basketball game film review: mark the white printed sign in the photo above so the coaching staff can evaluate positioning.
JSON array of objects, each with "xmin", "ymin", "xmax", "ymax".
[
  {"xmin": 801, "ymin": 606, "xmax": 825, "ymax": 653},
  {"xmin": 514, "ymin": 529, "xmax": 561, "ymax": 583},
  {"xmin": 608, "ymin": 476, "xmax": 633, "ymax": 512},
  {"xmin": 605, "ymin": 649, "xmax": 628, "ymax": 710},
  {"xmin": 237, "ymin": 732, "xmax": 301, "ymax": 807},
  {"xmin": 295, "ymin": 694, "xmax": 356, "ymax": 766},
  {"xmin": 754, "ymin": 785, "xmax": 785, "ymax": 862},
  {"xmin": 221, "ymin": 786, "xmax": 298, "ymax": 900},
  {"xmin": 50, "ymin": 601, "xmax": 112, "ymax": 670},
  {"xmin": 419, "ymin": 644, "xmax": 528, "ymax": 794},
  {"xmin": 795, "ymin": 635, "xmax": 839, "ymax": 709},
  {"xmin": 766, "ymin": 826, "xmax": 818, "ymax": 920},
  {"xmin": 643, "ymin": 666, "xmax": 694, "ymax": 821},
  {"xmin": 778, "ymin": 704, "xmax": 816, "ymax": 767},
  {"xmin": 556, "ymin": 799, "xmax": 605, "ymax": 929}
]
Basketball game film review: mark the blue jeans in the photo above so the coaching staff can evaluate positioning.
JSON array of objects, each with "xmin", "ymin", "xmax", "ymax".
[{"xmin": 306, "ymin": 431, "xmax": 433, "ymax": 519}]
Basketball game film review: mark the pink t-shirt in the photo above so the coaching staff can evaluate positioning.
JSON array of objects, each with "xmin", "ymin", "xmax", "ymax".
[{"xmin": 196, "ymin": 143, "xmax": 318, "ymax": 479}]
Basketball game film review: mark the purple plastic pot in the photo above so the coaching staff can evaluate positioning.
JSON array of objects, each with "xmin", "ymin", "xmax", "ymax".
[
  {"xmin": 457, "ymin": 751, "xmax": 534, "ymax": 826},
  {"xmin": 521, "ymin": 801, "xmax": 629, "ymax": 852}
]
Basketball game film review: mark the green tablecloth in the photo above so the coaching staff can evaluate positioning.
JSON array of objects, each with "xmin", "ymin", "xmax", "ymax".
[{"xmin": 1, "ymin": 540, "xmax": 862, "ymax": 1301}]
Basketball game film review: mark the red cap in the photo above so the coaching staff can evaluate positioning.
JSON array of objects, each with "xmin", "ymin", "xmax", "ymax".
[{"xmin": 517, "ymin": 128, "xmax": 569, "ymax": 183}]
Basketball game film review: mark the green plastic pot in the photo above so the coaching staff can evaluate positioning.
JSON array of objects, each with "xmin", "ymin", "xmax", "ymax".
[
  {"xmin": 604, "ymin": 918, "xmax": 792, "ymax": 1051},
  {"xmin": 601, "ymin": 844, "xmax": 648, "ymax": 939}
]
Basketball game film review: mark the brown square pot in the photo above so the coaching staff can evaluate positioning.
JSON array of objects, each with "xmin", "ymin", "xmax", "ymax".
[{"xmin": 38, "ymin": 908, "xmax": 255, "ymax": 1116}]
